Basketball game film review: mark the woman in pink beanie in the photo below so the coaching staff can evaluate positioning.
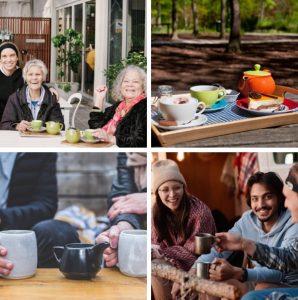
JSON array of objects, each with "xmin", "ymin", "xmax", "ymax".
[{"xmin": 151, "ymin": 159, "xmax": 216, "ymax": 300}]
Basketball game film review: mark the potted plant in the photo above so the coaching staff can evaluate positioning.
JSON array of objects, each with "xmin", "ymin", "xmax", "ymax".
[
  {"xmin": 104, "ymin": 51, "xmax": 147, "ymax": 101},
  {"xmin": 52, "ymin": 28, "xmax": 84, "ymax": 99}
]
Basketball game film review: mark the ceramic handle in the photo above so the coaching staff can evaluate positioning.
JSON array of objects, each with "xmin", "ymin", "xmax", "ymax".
[{"xmin": 53, "ymin": 246, "xmax": 64, "ymax": 263}]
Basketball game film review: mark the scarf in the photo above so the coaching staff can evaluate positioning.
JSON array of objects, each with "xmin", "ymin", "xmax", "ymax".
[
  {"xmin": 102, "ymin": 94, "xmax": 145, "ymax": 135},
  {"xmin": 126, "ymin": 153, "xmax": 147, "ymax": 191}
]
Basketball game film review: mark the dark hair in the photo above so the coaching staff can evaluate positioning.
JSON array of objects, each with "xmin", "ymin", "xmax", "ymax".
[
  {"xmin": 246, "ymin": 171, "xmax": 285, "ymax": 213},
  {"xmin": 0, "ymin": 42, "xmax": 22, "ymax": 66},
  {"xmin": 153, "ymin": 189, "xmax": 191, "ymax": 243}
]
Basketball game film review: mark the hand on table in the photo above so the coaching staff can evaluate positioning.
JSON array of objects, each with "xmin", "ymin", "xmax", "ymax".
[
  {"xmin": 107, "ymin": 193, "xmax": 147, "ymax": 220},
  {"xmin": 95, "ymin": 221, "xmax": 134, "ymax": 267},
  {"xmin": 16, "ymin": 120, "xmax": 30, "ymax": 131},
  {"xmin": 0, "ymin": 246, "xmax": 13, "ymax": 275}
]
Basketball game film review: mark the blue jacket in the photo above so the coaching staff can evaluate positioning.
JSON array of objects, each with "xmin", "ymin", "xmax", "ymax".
[
  {"xmin": 196, "ymin": 210, "xmax": 298, "ymax": 285},
  {"xmin": 0, "ymin": 153, "xmax": 58, "ymax": 230}
]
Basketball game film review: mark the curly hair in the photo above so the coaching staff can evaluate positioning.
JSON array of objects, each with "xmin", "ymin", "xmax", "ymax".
[
  {"xmin": 245, "ymin": 171, "xmax": 286, "ymax": 213},
  {"xmin": 23, "ymin": 59, "xmax": 48, "ymax": 82},
  {"xmin": 111, "ymin": 65, "xmax": 146, "ymax": 101}
]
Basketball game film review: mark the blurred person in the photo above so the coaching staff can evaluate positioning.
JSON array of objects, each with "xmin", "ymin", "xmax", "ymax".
[
  {"xmin": 95, "ymin": 152, "xmax": 147, "ymax": 267},
  {"xmin": 0, "ymin": 153, "xmax": 79, "ymax": 275}
]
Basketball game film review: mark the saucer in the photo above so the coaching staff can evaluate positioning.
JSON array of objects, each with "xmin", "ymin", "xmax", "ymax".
[
  {"xmin": 152, "ymin": 114, "xmax": 208, "ymax": 131},
  {"xmin": 204, "ymin": 99, "xmax": 228, "ymax": 112},
  {"xmin": 27, "ymin": 126, "xmax": 46, "ymax": 133},
  {"xmin": 80, "ymin": 136, "xmax": 102, "ymax": 143}
]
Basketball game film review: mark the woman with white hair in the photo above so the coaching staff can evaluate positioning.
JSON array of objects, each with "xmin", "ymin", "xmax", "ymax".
[
  {"xmin": 88, "ymin": 65, "xmax": 147, "ymax": 147},
  {"xmin": 0, "ymin": 59, "xmax": 64, "ymax": 131}
]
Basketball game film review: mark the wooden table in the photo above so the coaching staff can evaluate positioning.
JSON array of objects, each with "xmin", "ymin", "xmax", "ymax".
[
  {"xmin": 0, "ymin": 268, "xmax": 146, "ymax": 300},
  {"xmin": 0, "ymin": 131, "xmax": 116, "ymax": 148}
]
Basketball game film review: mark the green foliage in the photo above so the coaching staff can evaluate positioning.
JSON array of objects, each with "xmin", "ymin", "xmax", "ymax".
[
  {"xmin": 58, "ymin": 82, "xmax": 71, "ymax": 93},
  {"xmin": 52, "ymin": 28, "xmax": 84, "ymax": 82},
  {"xmin": 151, "ymin": 0, "xmax": 298, "ymax": 34},
  {"xmin": 104, "ymin": 52, "xmax": 147, "ymax": 91}
]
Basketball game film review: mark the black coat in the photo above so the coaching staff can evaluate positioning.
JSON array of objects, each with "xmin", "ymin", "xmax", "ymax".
[
  {"xmin": 88, "ymin": 98, "xmax": 147, "ymax": 147},
  {"xmin": 0, "ymin": 68, "xmax": 24, "ymax": 121},
  {"xmin": 0, "ymin": 84, "xmax": 64, "ymax": 130},
  {"xmin": 107, "ymin": 153, "xmax": 146, "ymax": 229},
  {"xmin": 0, "ymin": 153, "xmax": 58, "ymax": 230}
]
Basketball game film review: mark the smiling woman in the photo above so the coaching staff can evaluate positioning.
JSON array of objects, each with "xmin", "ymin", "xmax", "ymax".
[
  {"xmin": 151, "ymin": 159, "xmax": 216, "ymax": 300},
  {"xmin": 88, "ymin": 65, "xmax": 147, "ymax": 147},
  {"xmin": 0, "ymin": 59, "xmax": 64, "ymax": 131}
]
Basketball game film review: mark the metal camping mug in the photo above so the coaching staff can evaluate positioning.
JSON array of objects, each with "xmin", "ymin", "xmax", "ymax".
[
  {"xmin": 196, "ymin": 262, "xmax": 212, "ymax": 279},
  {"xmin": 195, "ymin": 233, "xmax": 215, "ymax": 255}
]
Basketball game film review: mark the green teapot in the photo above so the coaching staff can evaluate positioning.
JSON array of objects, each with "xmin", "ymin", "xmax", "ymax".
[
  {"xmin": 46, "ymin": 121, "xmax": 63, "ymax": 135},
  {"xmin": 65, "ymin": 127, "xmax": 81, "ymax": 143}
]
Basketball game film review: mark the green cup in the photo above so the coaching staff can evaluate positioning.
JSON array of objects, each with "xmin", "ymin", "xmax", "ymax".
[
  {"xmin": 83, "ymin": 129, "xmax": 95, "ymax": 141},
  {"xmin": 190, "ymin": 85, "xmax": 226, "ymax": 108},
  {"xmin": 30, "ymin": 120, "xmax": 42, "ymax": 130}
]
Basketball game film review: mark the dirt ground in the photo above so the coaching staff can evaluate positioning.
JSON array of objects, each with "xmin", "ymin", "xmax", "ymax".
[{"xmin": 151, "ymin": 34, "xmax": 298, "ymax": 92}]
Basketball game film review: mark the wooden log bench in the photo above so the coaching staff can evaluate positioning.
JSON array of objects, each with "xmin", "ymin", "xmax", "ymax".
[{"xmin": 152, "ymin": 260, "xmax": 242, "ymax": 300}]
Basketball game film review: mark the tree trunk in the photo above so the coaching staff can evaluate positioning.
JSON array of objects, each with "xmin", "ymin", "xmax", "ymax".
[
  {"xmin": 183, "ymin": 0, "xmax": 187, "ymax": 28},
  {"xmin": 192, "ymin": 0, "xmax": 199, "ymax": 36},
  {"xmin": 152, "ymin": 260, "xmax": 242, "ymax": 300},
  {"xmin": 156, "ymin": 0, "xmax": 161, "ymax": 28},
  {"xmin": 220, "ymin": 0, "xmax": 226, "ymax": 39},
  {"xmin": 172, "ymin": 0, "xmax": 178, "ymax": 39},
  {"xmin": 227, "ymin": 0, "xmax": 241, "ymax": 53}
]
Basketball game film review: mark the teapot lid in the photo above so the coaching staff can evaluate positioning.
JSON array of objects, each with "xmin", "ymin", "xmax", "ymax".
[{"xmin": 244, "ymin": 64, "xmax": 271, "ymax": 76}]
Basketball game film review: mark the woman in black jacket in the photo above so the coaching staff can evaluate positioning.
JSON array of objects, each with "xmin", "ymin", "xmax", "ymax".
[
  {"xmin": 0, "ymin": 59, "xmax": 64, "ymax": 131},
  {"xmin": 88, "ymin": 65, "xmax": 147, "ymax": 147}
]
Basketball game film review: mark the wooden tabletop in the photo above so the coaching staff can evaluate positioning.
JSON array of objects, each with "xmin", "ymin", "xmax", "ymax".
[{"xmin": 0, "ymin": 268, "xmax": 147, "ymax": 300}]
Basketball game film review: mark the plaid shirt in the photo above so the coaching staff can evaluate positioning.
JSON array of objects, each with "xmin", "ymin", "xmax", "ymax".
[{"xmin": 252, "ymin": 239, "xmax": 298, "ymax": 273}]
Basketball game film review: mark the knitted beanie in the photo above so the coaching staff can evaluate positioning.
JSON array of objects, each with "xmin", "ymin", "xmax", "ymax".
[{"xmin": 152, "ymin": 159, "xmax": 186, "ymax": 193}]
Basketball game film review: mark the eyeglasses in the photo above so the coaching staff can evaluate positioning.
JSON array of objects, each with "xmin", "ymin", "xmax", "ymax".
[{"xmin": 158, "ymin": 185, "xmax": 183, "ymax": 195}]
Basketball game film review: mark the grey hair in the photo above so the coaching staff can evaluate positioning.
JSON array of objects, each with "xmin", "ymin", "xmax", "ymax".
[
  {"xmin": 23, "ymin": 59, "xmax": 48, "ymax": 82},
  {"xmin": 111, "ymin": 65, "xmax": 147, "ymax": 101}
]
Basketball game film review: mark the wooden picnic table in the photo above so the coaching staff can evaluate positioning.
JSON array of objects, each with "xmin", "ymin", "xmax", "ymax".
[{"xmin": 0, "ymin": 268, "xmax": 146, "ymax": 300}]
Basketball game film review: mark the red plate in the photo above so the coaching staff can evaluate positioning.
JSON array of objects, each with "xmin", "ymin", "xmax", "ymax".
[{"xmin": 236, "ymin": 98, "xmax": 298, "ymax": 116}]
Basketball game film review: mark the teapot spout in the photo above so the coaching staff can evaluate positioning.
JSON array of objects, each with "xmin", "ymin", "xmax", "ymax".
[{"xmin": 93, "ymin": 241, "xmax": 110, "ymax": 256}]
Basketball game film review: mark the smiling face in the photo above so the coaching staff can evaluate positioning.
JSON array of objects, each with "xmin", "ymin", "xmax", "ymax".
[
  {"xmin": 26, "ymin": 65, "xmax": 43, "ymax": 92},
  {"xmin": 283, "ymin": 185, "xmax": 298, "ymax": 223},
  {"xmin": 0, "ymin": 48, "xmax": 18, "ymax": 74},
  {"xmin": 158, "ymin": 180, "xmax": 184, "ymax": 212},
  {"xmin": 120, "ymin": 70, "xmax": 143, "ymax": 101},
  {"xmin": 250, "ymin": 183, "xmax": 279, "ymax": 225}
]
